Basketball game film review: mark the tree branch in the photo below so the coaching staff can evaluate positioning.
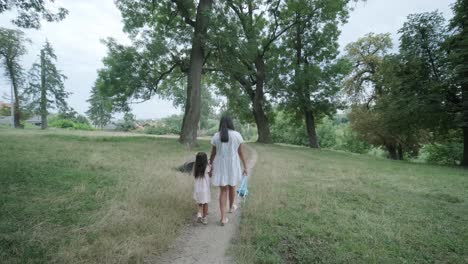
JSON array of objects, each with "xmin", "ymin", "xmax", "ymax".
[{"xmin": 171, "ymin": 0, "xmax": 196, "ymax": 27}]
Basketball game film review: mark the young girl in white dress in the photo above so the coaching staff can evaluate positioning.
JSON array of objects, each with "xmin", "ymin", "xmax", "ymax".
[{"xmin": 193, "ymin": 152, "xmax": 211, "ymax": 225}]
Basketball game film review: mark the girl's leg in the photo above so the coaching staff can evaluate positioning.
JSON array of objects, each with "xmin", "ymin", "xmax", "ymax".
[
  {"xmin": 203, "ymin": 203, "xmax": 208, "ymax": 217},
  {"xmin": 228, "ymin": 185, "xmax": 236, "ymax": 210},
  {"xmin": 219, "ymin": 186, "xmax": 228, "ymax": 222},
  {"xmin": 197, "ymin": 204, "xmax": 203, "ymax": 218}
]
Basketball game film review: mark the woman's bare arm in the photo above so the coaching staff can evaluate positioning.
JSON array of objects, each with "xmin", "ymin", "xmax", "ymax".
[
  {"xmin": 209, "ymin": 146, "xmax": 216, "ymax": 177},
  {"xmin": 238, "ymin": 144, "xmax": 248, "ymax": 175}
]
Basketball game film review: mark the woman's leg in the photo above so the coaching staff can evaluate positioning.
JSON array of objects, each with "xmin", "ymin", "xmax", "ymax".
[
  {"xmin": 228, "ymin": 185, "xmax": 236, "ymax": 210},
  {"xmin": 219, "ymin": 186, "xmax": 228, "ymax": 222},
  {"xmin": 203, "ymin": 203, "xmax": 208, "ymax": 217}
]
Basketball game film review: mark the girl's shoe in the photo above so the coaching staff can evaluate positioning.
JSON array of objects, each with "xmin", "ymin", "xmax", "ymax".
[
  {"xmin": 220, "ymin": 218, "xmax": 229, "ymax": 226},
  {"xmin": 229, "ymin": 205, "xmax": 238, "ymax": 213},
  {"xmin": 197, "ymin": 212, "xmax": 202, "ymax": 223},
  {"xmin": 201, "ymin": 217, "xmax": 208, "ymax": 225}
]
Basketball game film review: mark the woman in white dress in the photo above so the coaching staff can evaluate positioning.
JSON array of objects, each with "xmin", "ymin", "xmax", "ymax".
[{"xmin": 209, "ymin": 116, "xmax": 248, "ymax": 226}]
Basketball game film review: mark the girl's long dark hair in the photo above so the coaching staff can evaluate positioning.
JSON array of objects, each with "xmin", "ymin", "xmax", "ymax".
[
  {"xmin": 194, "ymin": 152, "xmax": 208, "ymax": 178},
  {"xmin": 219, "ymin": 116, "xmax": 235, "ymax": 142}
]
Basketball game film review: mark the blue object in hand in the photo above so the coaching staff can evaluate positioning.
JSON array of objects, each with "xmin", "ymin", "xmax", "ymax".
[{"xmin": 237, "ymin": 176, "xmax": 248, "ymax": 197}]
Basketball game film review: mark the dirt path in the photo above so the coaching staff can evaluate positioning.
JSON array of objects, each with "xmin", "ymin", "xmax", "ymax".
[{"xmin": 146, "ymin": 145, "xmax": 257, "ymax": 264}]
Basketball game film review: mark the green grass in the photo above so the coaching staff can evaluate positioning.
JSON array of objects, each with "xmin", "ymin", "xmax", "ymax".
[
  {"xmin": 233, "ymin": 144, "xmax": 468, "ymax": 263},
  {"xmin": 0, "ymin": 128, "xmax": 209, "ymax": 263},
  {"xmin": 2, "ymin": 128, "xmax": 468, "ymax": 263}
]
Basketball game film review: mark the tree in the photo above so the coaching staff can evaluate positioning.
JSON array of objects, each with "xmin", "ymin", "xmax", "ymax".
[
  {"xmin": 276, "ymin": 0, "xmax": 353, "ymax": 148},
  {"xmin": 0, "ymin": 27, "xmax": 28, "ymax": 128},
  {"xmin": 447, "ymin": 0, "xmax": 468, "ymax": 166},
  {"xmin": 211, "ymin": 0, "xmax": 300, "ymax": 143},
  {"xmin": 345, "ymin": 12, "xmax": 454, "ymax": 160},
  {"xmin": 179, "ymin": 0, "xmax": 213, "ymax": 146},
  {"xmin": 25, "ymin": 41, "xmax": 68, "ymax": 129},
  {"xmin": 0, "ymin": 0, "xmax": 68, "ymax": 29},
  {"xmin": 102, "ymin": 0, "xmax": 213, "ymax": 147},
  {"xmin": 86, "ymin": 83, "xmax": 113, "ymax": 129},
  {"xmin": 396, "ymin": 11, "xmax": 457, "ymax": 155},
  {"xmin": 344, "ymin": 33, "xmax": 393, "ymax": 104}
]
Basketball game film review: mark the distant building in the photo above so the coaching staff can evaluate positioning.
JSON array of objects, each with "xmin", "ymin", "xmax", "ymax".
[
  {"xmin": 0, "ymin": 116, "xmax": 10, "ymax": 125},
  {"xmin": 27, "ymin": 116, "xmax": 42, "ymax": 126},
  {"xmin": 0, "ymin": 115, "xmax": 42, "ymax": 126},
  {"xmin": 0, "ymin": 101, "xmax": 11, "ymax": 108}
]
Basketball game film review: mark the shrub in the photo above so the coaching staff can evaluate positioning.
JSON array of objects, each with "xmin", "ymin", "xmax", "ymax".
[
  {"xmin": 115, "ymin": 112, "xmax": 136, "ymax": 132},
  {"xmin": 49, "ymin": 118, "xmax": 93, "ymax": 130},
  {"xmin": 317, "ymin": 117, "xmax": 337, "ymax": 148},
  {"xmin": 143, "ymin": 115, "xmax": 182, "ymax": 135},
  {"xmin": 271, "ymin": 112, "xmax": 309, "ymax": 146},
  {"xmin": 50, "ymin": 118, "xmax": 75, "ymax": 129},
  {"xmin": 144, "ymin": 125, "xmax": 173, "ymax": 135},
  {"xmin": 338, "ymin": 127, "xmax": 371, "ymax": 154},
  {"xmin": 420, "ymin": 142, "xmax": 462, "ymax": 166},
  {"xmin": 74, "ymin": 115, "xmax": 91, "ymax": 125},
  {"xmin": 72, "ymin": 122, "xmax": 93, "ymax": 131}
]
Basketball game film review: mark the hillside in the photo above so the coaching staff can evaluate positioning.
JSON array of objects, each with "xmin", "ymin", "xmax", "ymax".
[{"xmin": 1, "ymin": 129, "xmax": 467, "ymax": 263}]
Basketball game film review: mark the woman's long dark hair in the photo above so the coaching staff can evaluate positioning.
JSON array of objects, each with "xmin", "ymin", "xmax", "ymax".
[
  {"xmin": 194, "ymin": 152, "xmax": 208, "ymax": 178},
  {"xmin": 219, "ymin": 116, "xmax": 235, "ymax": 142}
]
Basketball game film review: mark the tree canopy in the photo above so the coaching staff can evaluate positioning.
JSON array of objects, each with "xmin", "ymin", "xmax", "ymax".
[{"xmin": 0, "ymin": 0, "xmax": 68, "ymax": 29}]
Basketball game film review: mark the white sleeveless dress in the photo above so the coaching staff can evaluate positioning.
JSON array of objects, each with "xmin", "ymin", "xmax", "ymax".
[{"xmin": 211, "ymin": 130, "xmax": 244, "ymax": 186}]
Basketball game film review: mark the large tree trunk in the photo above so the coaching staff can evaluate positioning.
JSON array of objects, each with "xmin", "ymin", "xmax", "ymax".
[
  {"xmin": 294, "ymin": 18, "xmax": 318, "ymax": 148},
  {"xmin": 463, "ymin": 127, "xmax": 468, "ymax": 167},
  {"xmin": 253, "ymin": 56, "xmax": 271, "ymax": 143},
  {"xmin": 386, "ymin": 144, "xmax": 398, "ymax": 160},
  {"xmin": 179, "ymin": 0, "xmax": 212, "ymax": 147},
  {"xmin": 40, "ymin": 50, "xmax": 48, "ymax": 129},
  {"xmin": 397, "ymin": 144, "xmax": 404, "ymax": 160},
  {"xmin": 304, "ymin": 108, "xmax": 320, "ymax": 148},
  {"xmin": 7, "ymin": 61, "xmax": 21, "ymax": 128},
  {"xmin": 462, "ymin": 81, "xmax": 468, "ymax": 167}
]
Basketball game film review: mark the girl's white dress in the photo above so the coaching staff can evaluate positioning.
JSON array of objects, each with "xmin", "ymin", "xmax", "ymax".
[
  {"xmin": 211, "ymin": 130, "xmax": 244, "ymax": 186},
  {"xmin": 193, "ymin": 166, "xmax": 211, "ymax": 204}
]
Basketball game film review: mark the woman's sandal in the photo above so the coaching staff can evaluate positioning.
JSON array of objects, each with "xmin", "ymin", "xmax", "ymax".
[
  {"xmin": 229, "ymin": 205, "xmax": 238, "ymax": 213},
  {"xmin": 220, "ymin": 218, "xmax": 229, "ymax": 226}
]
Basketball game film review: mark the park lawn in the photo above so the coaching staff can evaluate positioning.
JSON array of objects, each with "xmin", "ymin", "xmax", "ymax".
[
  {"xmin": 0, "ymin": 128, "xmax": 208, "ymax": 263},
  {"xmin": 232, "ymin": 144, "xmax": 468, "ymax": 263}
]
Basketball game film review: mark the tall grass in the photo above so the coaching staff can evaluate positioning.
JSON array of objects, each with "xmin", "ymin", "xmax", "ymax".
[
  {"xmin": 232, "ymin": 144, "xmax": 468, "ymax": 263},
  {"xmin": 0, "ymin": 129, "xmax": 209, "ymax": 263}
]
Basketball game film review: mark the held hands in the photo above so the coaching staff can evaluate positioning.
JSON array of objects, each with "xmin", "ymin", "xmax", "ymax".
[{"xmin": 243, "ymin": 169, "xmax": 248, "ymax": 176}]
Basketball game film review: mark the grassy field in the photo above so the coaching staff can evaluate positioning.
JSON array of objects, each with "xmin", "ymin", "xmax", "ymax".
[
  {"xmin": 1, "ymin": 129, "xmax": 467, "ymax": 263},
  {"xmin": 0, "ymin": 128, "xmax": 209, "ymax": 263},
  {"xmin": 232, "ymin": 144, "xmax": 468, "ymax": 263}
]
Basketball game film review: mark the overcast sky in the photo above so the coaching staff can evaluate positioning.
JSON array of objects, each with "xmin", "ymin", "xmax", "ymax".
[{"xmin": 0, "ymin": 0, "xmax": 455, "ymax": 120}]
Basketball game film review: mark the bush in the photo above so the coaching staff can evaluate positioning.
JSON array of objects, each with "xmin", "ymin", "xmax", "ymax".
[
  {"xmin": 271, "ymin": 111, "xmax": 309, "ymax": 146},
  {"xmin": 115, "ymin": 112, "xmax": 136, "ymax": 132},
  {"xmin": 420, "ymin": 142, "xmax": 462, "ymax": 166},
  {"xmin": 337, "ymin": 126, "xmax": 371, "ymax": 154},
  {"xmin": 72, "ymin": 123, "xmax": 93, "ymax": 131},
  {"xmin": 144, "ymin": 125, "xmax": 174, "ymax": 135},
  {"xmin": 317, "ymin": 117, "xmax": 337, "ymax": 148},
  {"xmin": 74, "ymin": 115, "xmax": 91, "ymax": 125},
  {"xmin": 143, "ymin": 115, "xmax": 182, "ymax": 135},
  {"xmin": 49, "ymin": 118, "xmax": 93, "ymax": 130},
  {"xmin": 50, "ymin": 118, "xmax": 75, "ymax": 129}
]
